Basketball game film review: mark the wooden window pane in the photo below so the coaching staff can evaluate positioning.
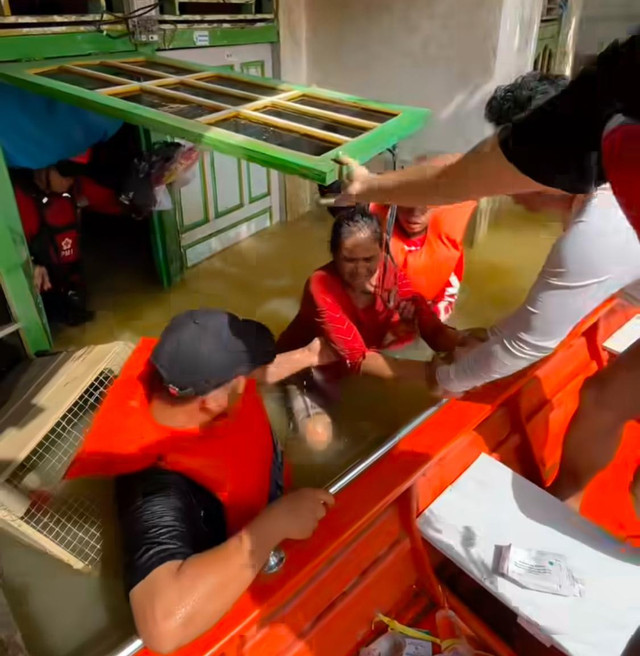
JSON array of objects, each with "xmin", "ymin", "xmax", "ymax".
[
  {"xmin": 214, "ymin": 117, "xmax": 335, "ymax": 156},
  {"xmin": 81, "ymin": 64, "xmax": 158, "ymax": 83},
  {"xmin": 292, "ymin": 96, "xmax": 393, "ymax": 123},
  {"xmin": 121, "ymin": 91, "xmax": 213, "ymax": 119},
  {"xmin": 132, "ymin": 60, "xmax": 196, "ymax": 76},
  {"xmin": 38, "ymin": 69, "xmax": 113, "ymax": 90},
  {"xmin": 257, "ymin": 106, "xmax": 366, "ymax": 138},
  {"xmin": 165, "ymin": 83, "xmax": 248, "ymax": 107},
  {"xmin": 198, "ymin": 75, "xmax": 282, "ymax": 97}
]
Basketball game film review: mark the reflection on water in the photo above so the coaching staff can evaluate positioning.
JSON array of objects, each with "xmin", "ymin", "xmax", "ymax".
[
  {"xmin": 263, "ymin": 375, "xmax": 441, "ymax": 489},
  {"xmin": 5, "ymin": 201, "xmax": 559, "ymax": 656}
]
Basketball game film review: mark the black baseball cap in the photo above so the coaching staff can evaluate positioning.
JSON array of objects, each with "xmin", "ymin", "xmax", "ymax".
[{"xmin": 151, "ymin": 309, "xmax": 276, "ymax": 397}]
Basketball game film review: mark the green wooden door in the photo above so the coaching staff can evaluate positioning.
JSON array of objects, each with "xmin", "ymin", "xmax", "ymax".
[
  {"xmin": 0, "ymin": 146, "xmax": 51, "ymax": 353},
  {"xmin": 166, "ymin": 47, "xmax": 280, "ymax": 268}
]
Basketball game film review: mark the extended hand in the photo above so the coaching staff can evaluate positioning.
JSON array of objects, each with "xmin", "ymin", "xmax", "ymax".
[
  {"xmin": 305, "ymin": 337, "xmax": 339, "ymax": 367},
  {"xmin": 397, "ymin": 299, "xmax": 417, "ymax": 322},
  {"xmin": 267, "ymin": 488, "xmax": 335, "ymax": 541},
  {"xmin": 455, "ymin": 327, "xmax": 489, "ymax": 357},
  {"xmin": 334, "ymin": 155, "xmax": 375, "ymax": 205},
  {"xmin": 33, "ymin": 265, "xmax": 52, "ymax": 293}
]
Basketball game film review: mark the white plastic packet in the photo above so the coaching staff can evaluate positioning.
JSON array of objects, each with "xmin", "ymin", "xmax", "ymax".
[
  {"xmin": 497, "ymin": 544, "xmax": 583, "ymax": 597},
  {"xmin": 360, "ymin": 631, "xmax": 433, "ymax": 656}
]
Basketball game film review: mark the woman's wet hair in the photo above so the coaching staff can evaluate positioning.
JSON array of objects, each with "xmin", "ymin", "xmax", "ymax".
[
  {"xmin": 329, "ymin": 208, "xmax": 382, "ymax": 254},
  {"xmin": 484, "ymin": 71, "xmax": 569, "ymax": 127}
]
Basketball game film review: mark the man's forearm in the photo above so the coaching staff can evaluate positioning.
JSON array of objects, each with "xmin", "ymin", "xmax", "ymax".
[
  {"xmin": 130, "ymin": 510, "xmax": 281, "ymax": 653},
  {"xmin": 255, "ymin": 346, "xmax": 315, "ymax": 385},
  {"xmin": 355, "ymin": 135, "xmax": 550, "ymax": 207}
]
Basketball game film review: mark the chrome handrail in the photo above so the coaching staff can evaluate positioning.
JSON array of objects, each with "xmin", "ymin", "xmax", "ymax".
[
  {"xmin": 107, "ymin": 637, "xmax": 143, "ymax": 656},
  {"xmin": 107, "ymin": 399, "xmax": 448, "ymax": 656},
  {"xmin": 327, "ymin": 399, "xmax": 447, "ymax": 496},
  {"xmin": 263, "ymin": 399, "xmax": 447, "ymax": 574}
]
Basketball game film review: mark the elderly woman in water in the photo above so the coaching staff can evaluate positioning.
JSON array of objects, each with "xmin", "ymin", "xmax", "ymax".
[{"xmin": 277, "ymin": 208, "xmax": 465, "ymax": 449}]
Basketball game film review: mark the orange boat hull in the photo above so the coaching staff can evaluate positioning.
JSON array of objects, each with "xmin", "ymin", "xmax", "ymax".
[{"xmin": 147, "ymin": 296, "xmax": 639, "ymax": 656}]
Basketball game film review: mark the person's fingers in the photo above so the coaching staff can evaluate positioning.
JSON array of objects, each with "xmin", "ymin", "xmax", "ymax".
[
  {"xmin": 334, "ymin": 154, "xmax": 360, "ymax": 172},
  {"xmin": 314, "ymin": 489, "xmax": 336, "ymax": 507}
]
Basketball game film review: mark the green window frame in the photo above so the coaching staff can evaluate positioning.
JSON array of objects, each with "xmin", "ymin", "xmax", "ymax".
[{"xmin": 0, "ymin": 54, "xmax": 429, "ymax": 184}]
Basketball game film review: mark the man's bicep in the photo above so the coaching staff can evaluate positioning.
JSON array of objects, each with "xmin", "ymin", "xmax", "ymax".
[{"xmin": 115, "ymin": 469, "xmax": 224, "ymax": 593}]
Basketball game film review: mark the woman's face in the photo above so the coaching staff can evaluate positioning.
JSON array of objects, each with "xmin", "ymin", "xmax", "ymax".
[{"xmin": 334, "ymin": 231, "xmax": 382, "ymax": 294}]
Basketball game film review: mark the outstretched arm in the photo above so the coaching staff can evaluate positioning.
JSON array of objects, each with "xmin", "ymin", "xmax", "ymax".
[
  {"xmin": 339, "ymin": 135, "xmax": 550, "ymax": 208},
  {"xmin": 253, "ymin": 338, "xmax": 338, "ymax": 385},
  {"xmin": 125, "ymin": 485, "xmax": 334, "ymax": 654}
]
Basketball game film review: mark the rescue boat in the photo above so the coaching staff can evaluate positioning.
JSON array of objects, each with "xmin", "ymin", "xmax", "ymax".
[{"xmin": 100, "ymin": 293, "xmax": 640, "ymax": 656}]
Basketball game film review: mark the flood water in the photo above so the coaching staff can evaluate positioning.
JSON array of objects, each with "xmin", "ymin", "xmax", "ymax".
[{"xmin": 1, "ymin": 201, "xmax": 560, "ymax": 656}]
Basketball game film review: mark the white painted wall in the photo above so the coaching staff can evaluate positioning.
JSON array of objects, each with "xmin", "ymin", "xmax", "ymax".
[
  {"xmin": 577, "ymin": 0, "xmax": 640, "ymax": 55},
  {"xmin": 280, "ymin": 0, "xmax": 542, "ymax": 162}
]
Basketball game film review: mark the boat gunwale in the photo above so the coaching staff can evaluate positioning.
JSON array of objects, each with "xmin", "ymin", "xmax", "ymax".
[{"xmin": 106, "ymin": 296, "xmax": 622, "ymax": 656}]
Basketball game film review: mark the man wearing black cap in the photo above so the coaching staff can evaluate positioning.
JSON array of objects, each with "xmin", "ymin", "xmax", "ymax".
[{"xmin": 67, "ymin": 309, "xmax": 335, "ymax": 653}]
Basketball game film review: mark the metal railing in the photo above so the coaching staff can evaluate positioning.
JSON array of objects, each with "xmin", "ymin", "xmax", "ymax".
[{"xmin": 107, "ymin": 399, "xmax": 447, "ymax": 656}]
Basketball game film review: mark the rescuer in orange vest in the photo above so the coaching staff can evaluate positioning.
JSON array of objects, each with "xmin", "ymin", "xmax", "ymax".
[
  {"xmin": 369, "ymin": 198, "xmax": 476, "ymax": 322},
  {"xmin": 319, "ymin": 161, "xmax": 477, "ymax": 322},
  {"xmin": 66, "ymin": 309, "xmax": 335, "ymax": 653}
]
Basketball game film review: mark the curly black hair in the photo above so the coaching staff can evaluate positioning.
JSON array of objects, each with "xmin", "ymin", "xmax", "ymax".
[
  {"xmin": 484, "ymin": 71, "xmax": 569, "ymax": 127},
  {"xmin": 329, "ymin": 208, "xmax": 382, "ymax": 255}
]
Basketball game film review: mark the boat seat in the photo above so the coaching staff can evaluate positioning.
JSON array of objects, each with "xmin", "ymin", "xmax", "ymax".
[{"xmin": 417, "ymin": 453, "xmax": 640, "ymax": 656}]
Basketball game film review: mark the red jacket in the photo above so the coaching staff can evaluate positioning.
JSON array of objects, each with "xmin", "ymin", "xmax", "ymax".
[{"xmin": 277, "ymin": 261, "xmax": 447, "ymax": 372}]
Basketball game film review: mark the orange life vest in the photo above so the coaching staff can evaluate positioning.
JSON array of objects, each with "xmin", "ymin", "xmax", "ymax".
[
  {"xmin": 66, "ymin": 338, "xmax": 274, "ymax": 535},
  {"xmin": 369, "ymin": 201, "xmax": 477, "ymax": 302}
]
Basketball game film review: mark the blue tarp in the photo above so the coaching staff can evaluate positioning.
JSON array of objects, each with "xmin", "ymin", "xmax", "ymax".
[{"xmin": 0, "ymin": 83, "xmax": 123, "ymax": 169}]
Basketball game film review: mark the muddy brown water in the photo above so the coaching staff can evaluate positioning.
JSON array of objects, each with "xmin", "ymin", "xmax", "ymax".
[{"xmin": 1, "ymin": 202, "xmax": 559, "ymax": 656}]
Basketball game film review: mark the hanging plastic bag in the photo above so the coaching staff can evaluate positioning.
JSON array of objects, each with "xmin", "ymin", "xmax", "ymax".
[
  {"xmin": 153, "ymin": 185, "xmax": 173, "ymax": 211},
  {"xmin": 118, "ymin": 141, "xmax": 200, "ymax": 218},
  {"xmin": 151, "ymin": 142, "xmax": 200, "ymax": 188}
]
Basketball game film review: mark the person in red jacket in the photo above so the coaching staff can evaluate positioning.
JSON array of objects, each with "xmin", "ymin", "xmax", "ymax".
[
  {"xmin": 320, "ymin": 159, "xmax": 477, "ymax": 322},
  {"xmin": 12, "ymin": 152, "xmax": 124, "ymax": 327},
  {"xmin": 277, "ymin": 209, "xmax": 463, "ymax": 448},
  {"xmin": 66, "ymin": 309, "xmax": 335, "ymax": 653}
]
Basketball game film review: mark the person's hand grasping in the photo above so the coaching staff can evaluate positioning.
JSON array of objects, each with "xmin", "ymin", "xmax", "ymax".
[
  {"xmin": 333, "ymin": 155, "xmax": 376, "ymax": 206},
  {"xmin": 33, "ymin": 265, "xmax": 52, "ymax": 293},
  {"xmin": 305, "ymin": 337, "xmax": 339, "ymax": 367}
]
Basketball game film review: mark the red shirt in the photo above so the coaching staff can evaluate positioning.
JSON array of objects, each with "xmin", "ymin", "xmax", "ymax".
[
  {"xmin": 602, "ymin": 116, "xmax": 640, "ymax": 238},
  {"xmin": 277, "ymin": 260, "xmax": 446, "ymax": 372}
]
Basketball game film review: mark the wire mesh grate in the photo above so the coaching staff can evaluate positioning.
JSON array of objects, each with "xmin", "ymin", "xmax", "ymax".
[
  {"xmin": 14, "ymin": 494, "xmax": 103, "ymax": 569},
  {"xmin": 0, "ymin": 342, "xmax": 133, "ymax": 570},
  {"xmin": 8, "ymin": 368, "xmax": 118, "ymax": 490}
]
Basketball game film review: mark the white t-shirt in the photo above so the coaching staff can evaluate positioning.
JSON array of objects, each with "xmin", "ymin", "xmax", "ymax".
[{"xmin": 436, "ymin": 188, "xmax": 640, "ymax": 394}]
